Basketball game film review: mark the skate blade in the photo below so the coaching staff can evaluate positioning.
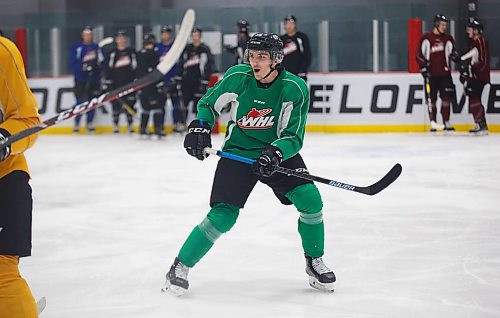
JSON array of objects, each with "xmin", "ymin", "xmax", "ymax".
[
  {"xmin": 308, "ymin": 276, "xmax": 334, "ymax": 293},
  {"xmin": 471, "ymin": 131, "xmax": 488, "ymax": 136},
  {"xmin": 161, "ymin": 280, "xmax": 187, "ymax": 296}
]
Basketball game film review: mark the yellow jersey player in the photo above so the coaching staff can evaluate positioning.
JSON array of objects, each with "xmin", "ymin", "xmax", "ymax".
[{"xmin": 0, "ymin": 36, "xmax": 41, "ymax": 317}]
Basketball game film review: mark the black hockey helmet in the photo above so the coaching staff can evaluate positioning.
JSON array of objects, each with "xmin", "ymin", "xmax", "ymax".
[
  {"xmin": 115, "ymin": 29, "xmax": 126, "ymax": 37},
  {"xmin": 237, "ymin": 20, "xmax": 249, "ymax": 33},
  {"xmin": 82, "ymin": 25, "xmax": 93, "ymax": 33},
  {"xmin": 468, "ymin": 18, "xmax": 483, "ymax": 32},
  {"xmin": 433, "ymin": 14, "xmax": 448, "ymax": 28},
  {"xmin": 192, "ymin": 26, "xmax": 202, "ymax": 34},
  {"xmin": 143, "ymin": 33, "xmax": 156, "ymax": 44},
  {"xmin": 161, "ymin": 25, "xmax": 173, "ymax": 33},
  {"xmin": 244, "ymin": 32, "xmax": 284, "ymax": 64},
  {"xmin": 284, "ymin": 15, "xmax": 297, "ymax": 23}
]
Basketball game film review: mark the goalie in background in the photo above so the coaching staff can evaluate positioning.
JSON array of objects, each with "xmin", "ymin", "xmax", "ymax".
[{"xmin": 0, "ymin": 35, "xmax": 41, "ymax": 318}]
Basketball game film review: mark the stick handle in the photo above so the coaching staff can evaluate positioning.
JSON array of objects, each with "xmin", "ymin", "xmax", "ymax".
[
  {"xmin": 203, "ymin": 147, "xmax": 401, "ymax": 195},
  {"xmin": 204, "ymin": 147, "xmax": 255, "ymax": 164}
]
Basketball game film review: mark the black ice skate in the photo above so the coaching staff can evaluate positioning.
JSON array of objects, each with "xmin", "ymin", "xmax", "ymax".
[
  {"xmin": 305, "ymin": 254, "xmax": 336, "ymax": 293},
  {"xmin": 444, "ymin": 121, "xmax": 455, "ymax": 132},
  {"xmin": 469, "ymin": 120, "xmax": 488, "ymax": 136},
  {"xmin": 162, "ymin": 257, "xmax": 189, "ymax": 296}
]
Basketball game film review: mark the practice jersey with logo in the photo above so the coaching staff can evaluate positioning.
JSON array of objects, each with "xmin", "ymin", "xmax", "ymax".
[
  {"xmin": 69, "ymin": 41, "xmax": 104, "ymax": 82},
  {"xmin": 416, "ymin": 32, "xmax": 455, "ymax": 77},
  {"xmin": 180, "ymin": 43, "xmax": 214, "ymax": 83},
  {"xmin": 196, "ymin": 64, "xmax": 310, "ymax": 160},
  {"xmin": 280, "ymin": 32, "xmax": 311, "ymax": 76},
  {"xmin": 156, "ymin": 41, "xmax": 180, "ymax": 83},
  {"xmin": 106, "ymin": 47, "xmax": 137, "ymax": 87},
  {"xmin": 464, "ymin": 36, "xmax": 490, "ymax": 84}
]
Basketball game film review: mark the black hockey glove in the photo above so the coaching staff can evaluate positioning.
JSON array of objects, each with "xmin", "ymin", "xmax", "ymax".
[
  {"xmin": 82, "ymin": 62, "xmax": 95, "ymax": 74},
  {"xmin": 252, "ymin": 145, "xmax": 283, "ymax": 178},
  {"xmin": 450, "ymin": 51, "xmax": 461, "ymax": 63},
  {"xmin": 101, "ymin": 79, "xmax": 113, "ymax": 92},
  {"xmin": 155, "ymin": 81, "xmax": 167, "ymax": 95},
  {"xmin": 420, "ymin": 65, "xmax": 430, "ymax": 79},
  {"xmin": 184, "ymin": 119, "xmax": 212, "ymax": 160},
  {"xmin": 195, "ymin": 80, "xmax": 210, "ymax": 98},
  {"xmin": 0, "ymin": 130, "xmax": 12, "ymax": 162},
  {"xmin": 459, "ymin": 62, "xmax": 471, "ymax": 84}
]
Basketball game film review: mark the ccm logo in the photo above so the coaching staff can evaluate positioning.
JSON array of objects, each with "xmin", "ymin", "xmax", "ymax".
[{"xmin": 188, "ymin": 127, "xmax": 211, "ymax": 134}]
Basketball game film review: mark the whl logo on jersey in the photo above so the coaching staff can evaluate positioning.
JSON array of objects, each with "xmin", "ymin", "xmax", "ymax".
[{"xmin": 237, "ymin": 108, "xmax": 275, "ymax": 129}]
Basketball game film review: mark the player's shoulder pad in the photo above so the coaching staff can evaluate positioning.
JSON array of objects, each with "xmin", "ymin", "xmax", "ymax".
[
  {"xmin": 297, "ymin": 31, "xmax": 309, "ymax": 39},
  {"xmin": 0, "ymin": 36, "xmax": 20, "ymax": 60},
  {"xmin": 223, "ymin": 64, "xmax": 253, "ymax": 78},
  {"xmin": 282, "ymin": 71, "xmax": 309, "ymax": 97},
  {"xmin": 421, "ymin": 31, "xmax": 433, "ymax": 39},
  {"xmin": 201, "ymin": 43, "xmax": 212, "ymax": 51}
]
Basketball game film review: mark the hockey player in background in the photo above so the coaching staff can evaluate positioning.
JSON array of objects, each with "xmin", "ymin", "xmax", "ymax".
[
  {"xmin": 156, "ymin": 25, "xmax": 181, "ymax": 135},
  {"xmin": 137, "ymin": 33, "xmax": 166, "ymax": 139},
  {"xmin": 280, "ymin": 15, "xmax": 311, "ymax": 82},
  {"xmin": 163, "ymin": 33, "xmax": 335, "ymax": 296},
  {"xmin": 416, "ymin": 14, "xmax": 460, "ymax": 132},
  {"xmin": 459, "ymin": 19, "xmax": 490, "ymax": 135},
  {"xmin": 0, "ymin": 35, "xmax": 41, "ymax": 318},
  {"xmin": 177, "ymin": 27, "xmax": 215, "ymax": 132},
  {"xmin": 225, "ymin": 20, "xmax": 250, "ymax": 65},
  {"xmin": 105, "ymin": 30, "xmax": 137, "ymax": 134},
  {"xmin": 70, "ymin": 26, "xmax": 104, "ymax": 134}
]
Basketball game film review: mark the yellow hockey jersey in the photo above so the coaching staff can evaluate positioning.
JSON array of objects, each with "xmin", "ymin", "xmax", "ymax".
[{"xmin": 0, "ymin": 36, "xmax": 41, "ymax": 179}]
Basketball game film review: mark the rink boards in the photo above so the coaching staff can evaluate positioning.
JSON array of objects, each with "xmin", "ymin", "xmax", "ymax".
[{"xmin": 28, "ymin": 71, "xmax": 500, "ymax": 133}]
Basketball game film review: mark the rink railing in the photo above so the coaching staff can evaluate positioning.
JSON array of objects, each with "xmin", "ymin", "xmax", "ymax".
[{"xmin": 28, "ymin": 71, "xmax": 500, "ymax": 134}]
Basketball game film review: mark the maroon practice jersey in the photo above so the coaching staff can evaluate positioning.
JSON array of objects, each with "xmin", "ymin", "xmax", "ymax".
[
  {"xmin": 416, "ymin": 32, "xmax": 455, "ymax": 77},
  {"xmin": 464, "ymin": 36, "xmax": 490, "ymax": 83}
]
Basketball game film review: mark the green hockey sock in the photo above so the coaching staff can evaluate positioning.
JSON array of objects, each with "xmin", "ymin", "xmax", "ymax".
[
  {"xmin": 178, "ymin": 203, "xmax": 239, "ymax": 267},
  {"xmin": 286, "ymin": 183, "xmax": 325, "ymax": 258}
]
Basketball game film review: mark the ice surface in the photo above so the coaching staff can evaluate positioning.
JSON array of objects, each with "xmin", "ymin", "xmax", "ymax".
[{"xmin": 20, "ymin": 133, "xmax": 500, "ymax": 318}]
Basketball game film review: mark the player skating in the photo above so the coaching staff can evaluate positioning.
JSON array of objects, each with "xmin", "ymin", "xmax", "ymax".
[
  {"xmin": 0, "ymin": 35, "xmax": 41, "ymax": 318},
  {"xmin": 459, "ymin": 18, "xmax": 490, "ymax": 136},
  {"xmin": 416, "ymin": 14, "xmax": 460, "ymax": 132},
  {"xmin": 163, "ymin": 33, "xmax": 336, "ymax": 296},
  {"xmin": 105, "ymin": 30, "xmax": 137, "ymax": 134},
  {"xmin": 280, "ymin": 15, "xmax": 311, "ymax": 82},
  {"xmin": 70, "ymin": 26, "xmax": 104, "ymax": 134}
]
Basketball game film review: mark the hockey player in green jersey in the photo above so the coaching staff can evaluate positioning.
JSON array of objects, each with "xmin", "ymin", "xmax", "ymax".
[{"xmin": 163, "ymin": 33, "xmax": 335, "ymax": 295}]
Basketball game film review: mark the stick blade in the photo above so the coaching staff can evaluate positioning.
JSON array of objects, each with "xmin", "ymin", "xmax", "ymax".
[
  {"xmin": 37, "ymin": 296, "xmax": 46, "ymax": 315},
  {"xmin": 156, "ymin": 8, "xmax": 195, "ymax": 74},
  {"xmin": 363, "ymin": 163, "xmax": 402, "ymax": 195}
]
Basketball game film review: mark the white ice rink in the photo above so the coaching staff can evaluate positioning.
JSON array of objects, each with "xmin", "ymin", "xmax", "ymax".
[{"xmin": 20, "ymin": 133, "xmax": 500, "ymax": 318}]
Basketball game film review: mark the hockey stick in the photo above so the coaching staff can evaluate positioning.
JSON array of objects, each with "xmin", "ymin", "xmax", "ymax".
[
  {"xmin": 423, "ymin": 75, "xmax": 434, "ymax": 120},
  {"xmin": 0, "ymin": 9, "xmax": 195, "ymax": 150},
  {"xmin": 204, "ymin": 148, "xmax": 402, "ymax": 196},
  {"xmin": 98, "ymin": 37, "xmax": 114, "ymax": 48}
]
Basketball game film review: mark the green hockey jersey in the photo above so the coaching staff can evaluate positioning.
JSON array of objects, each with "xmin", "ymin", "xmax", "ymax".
[{"xmin": 196, "ymin": 64, "xmax": 310, "ymax": 160}]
